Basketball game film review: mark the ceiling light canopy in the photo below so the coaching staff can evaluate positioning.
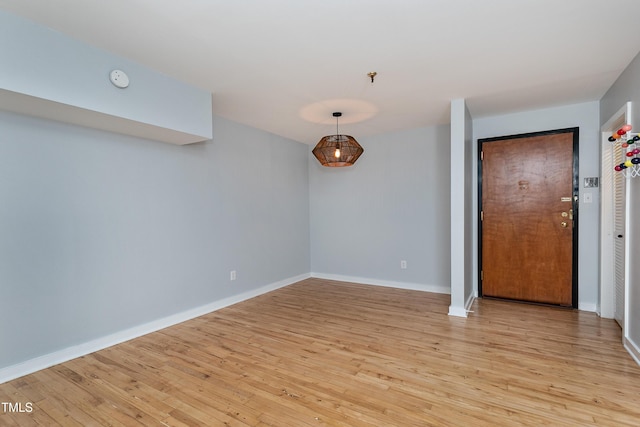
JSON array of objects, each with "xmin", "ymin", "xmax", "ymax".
[{"xmin": 312, "ymin": 112, "xmax": 364, "ymax": 167}]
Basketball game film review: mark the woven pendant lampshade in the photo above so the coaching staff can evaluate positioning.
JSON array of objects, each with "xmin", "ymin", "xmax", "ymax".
[{"xmin": 312, "ymin": 112, "xmax": 364, "ymax": 167}]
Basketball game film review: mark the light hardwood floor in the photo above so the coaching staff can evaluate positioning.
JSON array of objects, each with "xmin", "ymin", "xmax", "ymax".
[{"xmin": 1, "ymin": 278, "xmax": 639, "ymax": 426}]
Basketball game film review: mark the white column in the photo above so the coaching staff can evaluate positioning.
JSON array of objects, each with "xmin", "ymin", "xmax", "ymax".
[{"xmin": 449, "ymin": 99, "xmax": 468, "ymax": 317}]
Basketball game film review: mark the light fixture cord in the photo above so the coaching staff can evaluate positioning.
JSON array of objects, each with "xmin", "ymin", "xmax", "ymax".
[{"xmin": 336, "ymin": 115, "xmax": 340, "ymax": 151}]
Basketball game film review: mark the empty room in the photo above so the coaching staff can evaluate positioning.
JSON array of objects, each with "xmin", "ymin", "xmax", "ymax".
[{"xmin": 2, "ymin": 1, "xmax": 640, "ymax": 425}]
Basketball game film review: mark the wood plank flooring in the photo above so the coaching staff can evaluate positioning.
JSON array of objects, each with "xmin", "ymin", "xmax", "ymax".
[{"xmin": 1, "ymin": 278, "xmax": 640, "ymax": 426}]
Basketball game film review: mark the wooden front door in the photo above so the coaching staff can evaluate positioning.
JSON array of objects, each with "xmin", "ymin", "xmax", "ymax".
[{"xmin": 480, "ymin": 128, "xmax": 578, "ymax": 307}]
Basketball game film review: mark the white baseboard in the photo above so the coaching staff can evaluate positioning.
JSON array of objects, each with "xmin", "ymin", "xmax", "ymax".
[
  {"xmin": 578, "ymin": 302, "xmax": 597, "ymax": 313},
  {"xmin": 595, "ymin": 303, "xmax": 603, "ymax": 318},
  {"xmin": 624, "ymin": 336, "xmax": 640, "ymax": 367},
  {"xmin": 0, "ymin": 273, "xmax": 309, "ymax": 385},
  {"xmin": 448, "ymin": 306, "xmax": 468, "ymax": 317},
  {"xmin": 310, "ymin": 272, "xmax": 450, "ymax": 295},
  {"xmin": 465, "ymin": 293, "xmax": 476, "ymax": 312},
  {"xmin": 448, "ymin": 292, "xmax": 475, "ymax": 318}
]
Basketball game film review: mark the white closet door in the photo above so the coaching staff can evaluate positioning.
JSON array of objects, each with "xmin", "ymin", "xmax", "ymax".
[{"xmin": 613, "ymin": 141, "xmax": 626, "ymax": 327}]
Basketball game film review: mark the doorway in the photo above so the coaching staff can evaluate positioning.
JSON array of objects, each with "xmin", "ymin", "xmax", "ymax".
[{"xmin": 479, "ymin": 128, "xmax": 579, "ymax": 307}]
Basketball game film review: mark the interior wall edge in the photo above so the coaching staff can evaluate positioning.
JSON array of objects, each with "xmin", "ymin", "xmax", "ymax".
[{"xmin": 0, "ymin": 273, "xmax": 310, "ymax": 385}]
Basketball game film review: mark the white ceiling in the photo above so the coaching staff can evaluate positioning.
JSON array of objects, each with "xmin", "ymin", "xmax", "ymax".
[{"xmin": 2, "ymin": 0, "xmax": 640, "ymax": 144}]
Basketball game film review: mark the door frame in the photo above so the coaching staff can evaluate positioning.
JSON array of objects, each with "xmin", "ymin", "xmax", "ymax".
[
  {"xmin": 600, "ymin": 102, "xmax": 631, "ymax": 324},
  {"xmin": 477, "ymin": 127, "xmax": 580, "ymax": 308}
]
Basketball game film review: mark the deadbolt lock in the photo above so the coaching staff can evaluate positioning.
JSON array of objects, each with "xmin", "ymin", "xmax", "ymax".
[{"xmin": 560, "ymin": 210, "xmax": 573, "ymax": 221}]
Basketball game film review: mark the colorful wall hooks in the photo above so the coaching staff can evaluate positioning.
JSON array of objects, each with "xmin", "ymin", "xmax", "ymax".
[{"xmin": 611, "ymin": 125, "xmax": 640, "ymax": 175}]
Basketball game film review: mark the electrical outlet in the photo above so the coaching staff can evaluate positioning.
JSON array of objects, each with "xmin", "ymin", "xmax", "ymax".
[
  {"xmin": 400, "ymin": 260, "xmax": 407, "ymax": 269},
  {"xmin": 230, "ymin": 270, "xmax": 237, "ymax": 281}
]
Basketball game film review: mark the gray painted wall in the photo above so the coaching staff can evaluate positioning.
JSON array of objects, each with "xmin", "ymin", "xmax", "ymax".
[
  {"xmin": 309, "ymin": 125, "xmax": 451, "ymax": 291},
  {"xmin": 0, "ymin": 10, "xmax": 212, "ymax": 143},
  {"xmin": 473, "ymin": 101, "xmax": 601, "ymax": 310},
  {"xmin": 600, "ymin": 50, "xmax": 640, "ymax": 352},
  {"xmin": 600, "ymin": 52, "xmax": 640, "ymax": 128},
  {"xmin": 0, "ymin": 112, "xmax": 310, "ymax": 369}
]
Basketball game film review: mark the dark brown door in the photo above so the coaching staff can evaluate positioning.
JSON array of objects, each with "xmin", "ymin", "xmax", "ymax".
[{"xmin": 480, "ymin": 128, "xmax": 578, "ymax": 307}]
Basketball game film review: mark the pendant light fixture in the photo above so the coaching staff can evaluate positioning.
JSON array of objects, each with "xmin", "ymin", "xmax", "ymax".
[{"xmin": 312, "ymin": 112, "xmax": 364, "ymax": 167}]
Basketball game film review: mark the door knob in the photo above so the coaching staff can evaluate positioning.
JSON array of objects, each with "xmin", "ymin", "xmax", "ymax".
[{"xmin": 561, "ymin": 222, "xmax": 568, "ymax": 228}]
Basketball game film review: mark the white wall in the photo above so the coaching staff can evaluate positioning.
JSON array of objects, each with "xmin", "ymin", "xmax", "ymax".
[
  {"xmin": 449, "ymin": 99, "xmax": 475, "ymax": 316},
  {"xmin": 463, "ymin": 104, "xmax": 474, "ymax": 306},
  {"xmin": 600, "ymin": 50, "xmax": 640, "ymax": 362},
  {"xmin": 0, "ymin": 112, "xmax": 310, "ymax": 372},
  {"xmin": 309, "ymin": 125, "xmax": 451, "ymax": 293},
  {"xmin": 473, "ymin": 101, "xmax": 601, "ymax": 311}
]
